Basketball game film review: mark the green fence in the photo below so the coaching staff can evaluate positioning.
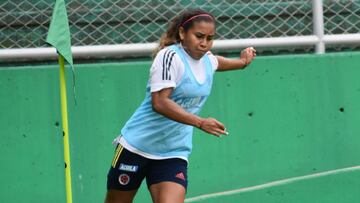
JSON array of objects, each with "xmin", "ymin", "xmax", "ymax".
[
  {"xmin": 2, "ymin": 0, "xmax": 360, "ymax": 53},
  {"xmin": 1, "ymin": 52, "xmax": 360, "ymax": 202}
]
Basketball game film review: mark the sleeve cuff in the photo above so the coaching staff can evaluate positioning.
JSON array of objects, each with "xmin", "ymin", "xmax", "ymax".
[{"xmin": 150, "ymin": 82, "xmax": 176, "ymax": 92}]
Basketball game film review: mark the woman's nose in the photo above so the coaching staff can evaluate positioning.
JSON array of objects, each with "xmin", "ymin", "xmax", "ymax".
[{"xmin": 199, "ymin": 39, "xmax": 207, "ymax": 48}]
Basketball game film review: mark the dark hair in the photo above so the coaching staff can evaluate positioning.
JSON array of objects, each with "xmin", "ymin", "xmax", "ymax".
[{"xmin": 153, "ymin": 9, "xmax": 215, "ymax": 57}]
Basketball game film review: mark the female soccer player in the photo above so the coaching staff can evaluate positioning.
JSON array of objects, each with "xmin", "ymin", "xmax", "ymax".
[{"xmin": 105, "ymin": 8, "xmax": 256, "ymax": 203}]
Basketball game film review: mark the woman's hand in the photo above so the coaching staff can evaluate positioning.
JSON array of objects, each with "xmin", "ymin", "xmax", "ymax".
[
  {"xmin": 240, "ymin": 47, "xmax": 257, "ymax": 67},
  {"xmin": 216, "ymin": 47, "xmax": 256, "ymax": 71},
  {"xmin": 199, "ymin": 117, "xmax": 228, "ymax": 137}
]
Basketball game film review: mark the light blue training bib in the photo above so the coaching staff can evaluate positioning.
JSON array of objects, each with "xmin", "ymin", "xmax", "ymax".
[{"xmin": 120, "ymin": 44, "xmax": 214, "ymax": 159}]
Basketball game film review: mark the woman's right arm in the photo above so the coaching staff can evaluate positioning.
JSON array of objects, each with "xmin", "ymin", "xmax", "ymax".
[
  {"xmin": 216, "ymin": 47, "xmax": 256, "ymax": 71},
  {"xmin": 151, "ymin": 88, "xmax": 227, "ymax": 137}
]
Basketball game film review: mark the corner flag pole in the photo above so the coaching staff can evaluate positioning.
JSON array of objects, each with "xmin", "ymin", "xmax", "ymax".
[
  {"xmin": 46, "ymin": 1, "xmax": 75, "ymax": 202},
  {"xmin": 58, "ymin": 55, "xmax": 73, "ymax": 203}
]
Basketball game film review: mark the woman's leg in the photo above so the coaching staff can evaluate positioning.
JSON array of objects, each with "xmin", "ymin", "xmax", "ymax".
[
  {"xmin": 149, "ymin": 181, "xmax": 186, "ymax": 203},
  {"xmin": 104, "ymin": 189, "xmax": 138, "ymax": 203},
  {"xmin": 146, "ymin": 158, "xmax": 188, "ymax": 203},
  {"xmin": 105, "ymin": 145, "xmax": 148, "ymax": 203}
]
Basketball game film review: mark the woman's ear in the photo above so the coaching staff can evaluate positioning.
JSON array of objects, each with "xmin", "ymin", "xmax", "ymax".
[{"xmin": 179, "ymin": 27, "xmax": 185, "ymax": 41}]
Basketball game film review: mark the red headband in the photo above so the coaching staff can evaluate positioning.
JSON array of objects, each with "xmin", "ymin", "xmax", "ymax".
[{"xmin": 181, "ymin": 14, "xmax": 214, "ymax": 27}]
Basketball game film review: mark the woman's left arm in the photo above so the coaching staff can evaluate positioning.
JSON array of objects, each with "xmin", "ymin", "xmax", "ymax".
[{"xmin": 216, "ymin": 47, "xmax": 256, "ymax": 71}]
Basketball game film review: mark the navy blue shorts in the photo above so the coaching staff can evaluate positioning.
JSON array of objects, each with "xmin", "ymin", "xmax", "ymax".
[{"xmin": 107, "ymin": 144, "xmax": 188, "ymax": 191}]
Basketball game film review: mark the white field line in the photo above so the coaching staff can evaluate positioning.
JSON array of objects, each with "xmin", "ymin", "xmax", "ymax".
[{"xmin": 185, "ymin": 165, "xmax": 360, "ymax": 202}]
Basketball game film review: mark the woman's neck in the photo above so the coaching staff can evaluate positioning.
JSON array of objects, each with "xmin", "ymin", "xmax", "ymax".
[{"xmin": 180, "ymin": 43, "xmax": 201, "ymax": 61}]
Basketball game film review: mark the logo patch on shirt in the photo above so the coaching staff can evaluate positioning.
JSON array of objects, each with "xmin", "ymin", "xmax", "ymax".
[
  {"xmin": 119, "ymin": 163, "xmax": 139, "ymax": 172},
  {"xmin": 177, "ymin": 96, "xmax": 206, "ymax": 108}
]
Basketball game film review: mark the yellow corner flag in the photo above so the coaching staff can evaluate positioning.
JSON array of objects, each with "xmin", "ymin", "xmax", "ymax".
[{"xmin": 46, "ymin": 1, "xmax": 73, "ymax": 203}]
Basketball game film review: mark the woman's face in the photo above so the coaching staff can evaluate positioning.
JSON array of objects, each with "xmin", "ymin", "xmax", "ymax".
[{"xmin": 180, "ymin": 21, "xmax": 215, "ymax": 60}]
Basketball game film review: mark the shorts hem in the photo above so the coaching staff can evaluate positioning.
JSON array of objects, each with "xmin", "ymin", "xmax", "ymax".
[{"xmin": 147, "ymin": 179, "xmax": 187, "ymax": 192}]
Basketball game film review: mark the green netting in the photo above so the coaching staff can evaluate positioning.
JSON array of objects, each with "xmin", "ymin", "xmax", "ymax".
[{"xmin": 0, "ymin": 0, "xmax": 360, "ymax": 54}]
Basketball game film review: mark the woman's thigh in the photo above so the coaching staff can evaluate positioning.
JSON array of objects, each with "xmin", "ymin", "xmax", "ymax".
[
  {"xmin": 149, "ymin": 181, "xmax": 186, "ymax": 203},
  {"xmin": 146, "ymin": 158, "xmax": 188, "ymax": 203},
  {"xmin": 104, "ymin": 189, "xmax": 138, "ymax": 203},
  {"xmin": 106, "ymin": 145, "xmax": 149, "ymax": 202}
]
